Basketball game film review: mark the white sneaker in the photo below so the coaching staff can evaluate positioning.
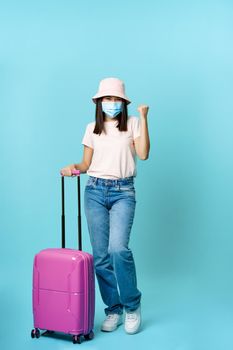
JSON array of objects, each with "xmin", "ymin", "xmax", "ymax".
[
  {"xmin": 124, "ymin": 306, "xmax": 141, "ymax": 334},
  {"xmin": 101, "ymin": 313, "xmax": 123, "ymax": 332}
]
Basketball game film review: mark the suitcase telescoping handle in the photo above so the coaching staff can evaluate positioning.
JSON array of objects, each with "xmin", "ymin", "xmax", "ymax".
[{"xmin": 61, "ymin": 169, "xmax": 82, "ymax": 251}]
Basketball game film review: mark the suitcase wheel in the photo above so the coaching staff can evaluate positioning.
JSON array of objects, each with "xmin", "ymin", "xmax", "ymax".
[
  {"xmin": 73, "ymin": 335, "xmax": 82, "ymax": 344},
  {"xmin": 84, "ymin": 331, "xmax": 94, "ymax": 341},
  {"xmin": 31, "ymin": 328, "xmax": 40, "ymax": 339}
]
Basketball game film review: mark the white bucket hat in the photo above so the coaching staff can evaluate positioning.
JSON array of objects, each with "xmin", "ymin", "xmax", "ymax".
[{"xmin": 92, "ymin": 77, "xmax": 131, "ymax": 105}]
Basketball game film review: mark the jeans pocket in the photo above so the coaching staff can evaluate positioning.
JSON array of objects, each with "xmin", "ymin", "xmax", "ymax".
[
  {"xmin": 119, "ymin": 185, "xmax": 136, "ymax": 202},
  {"xmin": 86, "ymin": 178, "xmax": 96, "ymax": 188}
]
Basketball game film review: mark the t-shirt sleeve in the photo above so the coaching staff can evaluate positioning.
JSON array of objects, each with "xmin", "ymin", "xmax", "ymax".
[
  {"xmin": 81, "ymin": 124, "xmax": 94, "ymax": 149},
  {"xmin": 132, "ymin": 117, "xmax": 141, "ymax": 140}
]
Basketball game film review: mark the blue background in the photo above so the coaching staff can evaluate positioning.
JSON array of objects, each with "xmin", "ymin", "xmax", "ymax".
[{"xmin": 1, "ymin": 0, "xmax": 233, "ymax": 349}]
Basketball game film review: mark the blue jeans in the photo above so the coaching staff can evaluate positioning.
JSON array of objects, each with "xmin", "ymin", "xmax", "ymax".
[{"xmin": 84, "ymin": 175, "xmax": 141, "ymax": 315}]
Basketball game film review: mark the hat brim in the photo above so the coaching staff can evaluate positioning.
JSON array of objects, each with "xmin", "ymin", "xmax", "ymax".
[{"xmin": 92, "ymin": 92, "xmax": 131, "ymax": 105}]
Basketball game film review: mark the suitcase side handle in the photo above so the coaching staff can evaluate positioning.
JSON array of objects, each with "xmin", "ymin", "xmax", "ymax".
[{"xmin": 61, "ymin": 170, "xmax": 82, "ymax": 251}]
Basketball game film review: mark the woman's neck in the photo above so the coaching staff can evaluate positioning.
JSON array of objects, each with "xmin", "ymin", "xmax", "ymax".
[{"xmin": 104, "ymin": 117, "xmax": 118, "ymax": 122}]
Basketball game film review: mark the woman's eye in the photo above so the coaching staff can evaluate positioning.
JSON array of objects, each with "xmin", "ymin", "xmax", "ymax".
[{"xmin": 103, "ymin": 97, "xmax": 122, "ymax": 102}]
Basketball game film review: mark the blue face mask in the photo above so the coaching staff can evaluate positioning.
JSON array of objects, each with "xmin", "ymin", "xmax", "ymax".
[{"xmin": 101, "ymin": 101, "xmax": 123, "ymax": 118}]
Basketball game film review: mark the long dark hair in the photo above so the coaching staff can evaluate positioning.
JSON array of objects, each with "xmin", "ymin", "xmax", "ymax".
[{"xmin": 93, "ymin": 98, "xmax": 128, "ymax": 135}]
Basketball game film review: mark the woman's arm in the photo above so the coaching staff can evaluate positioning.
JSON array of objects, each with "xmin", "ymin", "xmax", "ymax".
[
  {"xmin": 74, "ymin": 146, "xmax": 94, "ymax": 173},
  {"xmin": 134, "ymin": 105, "xmax": 150, "ymax": 160},
  {"xmin": 60, "ymin": 145, "xmax": 94, "ymax": 176}
]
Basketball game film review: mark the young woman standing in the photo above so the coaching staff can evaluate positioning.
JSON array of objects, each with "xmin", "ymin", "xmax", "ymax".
[{"xmin": 60, "ymin": 77, "xmax": 150, "ymax": 334}]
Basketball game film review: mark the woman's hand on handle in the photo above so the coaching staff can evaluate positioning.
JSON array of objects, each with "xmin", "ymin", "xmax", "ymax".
[{"xmin": 60, "ymin": 166, "xmax": 74, "ymax": 177}]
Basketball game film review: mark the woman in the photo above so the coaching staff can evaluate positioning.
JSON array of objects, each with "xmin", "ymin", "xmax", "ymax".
[{"xmin": 60, "ymin": 77, "xmax": 150, "ymax": 334}]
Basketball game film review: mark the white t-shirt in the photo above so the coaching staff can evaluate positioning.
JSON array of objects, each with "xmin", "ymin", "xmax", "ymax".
[{"xmin": 81, "ymin": 116, "xmax": 141, "ymax": 179}]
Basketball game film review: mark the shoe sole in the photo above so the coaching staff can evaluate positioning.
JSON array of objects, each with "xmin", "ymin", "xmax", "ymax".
[
  {"xmin": 101, "ymin": 321, "xmax": 123, "ymax": 332},
  {"xmin": 124, "ymin": 322, "xmax": 141, "ymax": 335}
]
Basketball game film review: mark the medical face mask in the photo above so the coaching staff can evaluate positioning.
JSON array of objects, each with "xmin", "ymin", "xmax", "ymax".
[{"xmin": 101, "ymin": 101, "xmax": 123, "ymax": 118}]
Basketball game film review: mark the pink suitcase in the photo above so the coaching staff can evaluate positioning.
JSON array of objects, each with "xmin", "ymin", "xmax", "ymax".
[{"xmin": 31, "ymin": 171, "xmax": 95, "ymax": 344}]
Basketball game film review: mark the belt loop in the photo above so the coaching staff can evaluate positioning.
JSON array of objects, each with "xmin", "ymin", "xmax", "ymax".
[{"xmin": 115, "ymin": 179, "xmax": 119, "ymax": 190}]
